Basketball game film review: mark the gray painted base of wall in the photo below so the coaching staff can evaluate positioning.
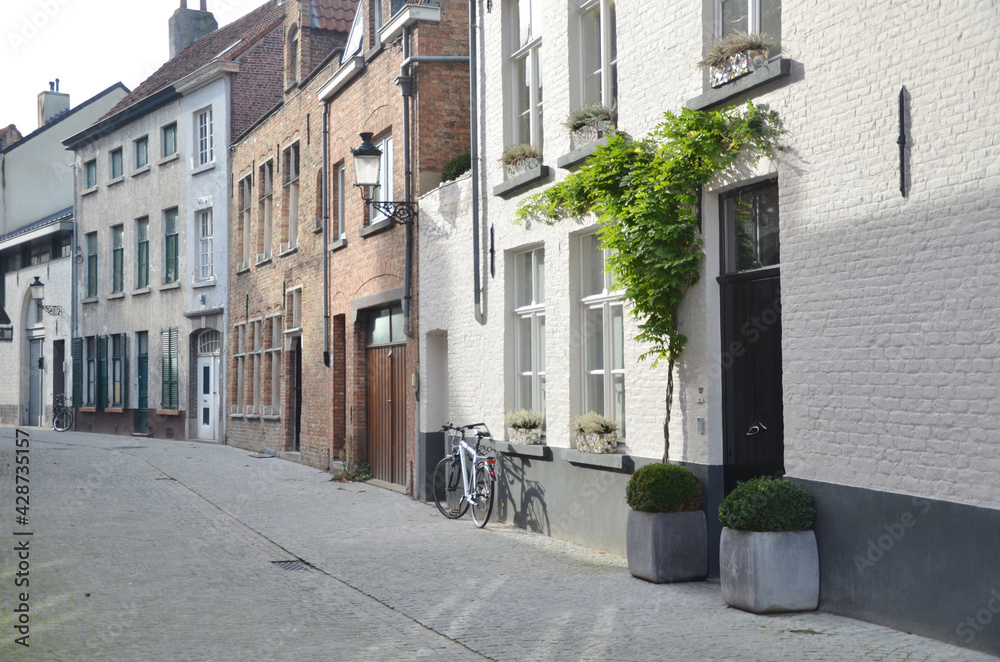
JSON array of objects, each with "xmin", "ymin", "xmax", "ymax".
[
  {"xmin": 798, "ymin": 478, "xmax": 1000, "ymax": 656},
  {"xmin": 0, "ymin": 405, "xmax": 20, "ymax": 425}
]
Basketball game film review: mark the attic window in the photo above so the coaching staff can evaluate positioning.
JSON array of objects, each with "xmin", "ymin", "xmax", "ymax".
[{"xmin": 341, "ymin": 7, "xmax": 363, "ymax": 64}]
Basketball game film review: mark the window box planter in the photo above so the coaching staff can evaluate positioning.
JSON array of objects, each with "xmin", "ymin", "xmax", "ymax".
[
  {"xmin": 505, "ymin": 156, "xmax": 541, "ymax": 179},
  {"xmin": 575, "ymin": 430, "xmax": 618, "ymax": 453},
  {"xmin": 509, "ymin": 427, "xmax": 543, "ymax": 445},
  {"xmin": 571, "ymin": 121, "xmax": 615, "ymax": 150},
  {"xmin": 720, "ymin": 528, "xmax": 819, "ymax": 613},
  {"xmin": 710, "ymin": 49, "xmax": 769, "ymax": 88}
]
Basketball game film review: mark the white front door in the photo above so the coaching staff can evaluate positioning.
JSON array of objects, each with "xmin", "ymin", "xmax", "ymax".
[{"xmin": 197, "ymin": 356, "xmax": 218, "ymax": 440}]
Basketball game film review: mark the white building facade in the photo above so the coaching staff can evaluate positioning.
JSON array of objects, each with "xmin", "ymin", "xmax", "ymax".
[{"xmin": 418, "ymin": 0, "xmax": 1000, "ymax": 654}]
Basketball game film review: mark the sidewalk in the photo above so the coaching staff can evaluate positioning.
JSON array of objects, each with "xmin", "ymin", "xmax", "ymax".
[{"xmin": 5, "ymin": 427, "xmax": 995, "ymax": 661}]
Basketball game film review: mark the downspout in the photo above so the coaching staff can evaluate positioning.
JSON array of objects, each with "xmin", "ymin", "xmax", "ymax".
[
  {"xmin": 322, "ymin": 102, "xmax": 331, "ymax": 366},
  {"xmin": 70, "ymin": 162, "xmax": 78, "ymax": 341},
  {"xmin": 469, "ymin": 0, "xmax": 484, "ymax": 324},
  {"xmin": 401, "ymin": 25, "xmax": 414, "ymax": 339}
]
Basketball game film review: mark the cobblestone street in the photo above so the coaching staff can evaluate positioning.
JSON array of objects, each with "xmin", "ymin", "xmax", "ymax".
[{"xmin": 0, "ymin": 427, "xmax": 994, "ymax": 661}]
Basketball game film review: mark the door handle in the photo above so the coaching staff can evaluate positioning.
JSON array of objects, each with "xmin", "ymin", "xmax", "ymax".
[{"xmin": 746, "ymin": 420, "xmax": 767, "ymax": 436}]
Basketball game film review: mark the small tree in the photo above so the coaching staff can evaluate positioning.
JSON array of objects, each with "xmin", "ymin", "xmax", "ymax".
[{"xmin": 516, "ymin": 102, "xmax": 781, "ymax": 462}]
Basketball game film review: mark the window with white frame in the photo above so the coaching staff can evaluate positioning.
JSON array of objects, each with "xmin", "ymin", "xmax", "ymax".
[
  {"xmin": 282, "ymin": 143, "xmax": 300, "ymax": 250},
  {"xmin": 198, "ymin": 209, "xmax": 213, "ymax": 280},
  {"xmin": 577, "ymin": 0, "xmax": 617, "ymax": 110},
  {"xmin": 238, "ymin": 175, "xmax": 252, "ymax": 268},
  {"xmin": 341, "ymin": 7, "xmax": 362, "ymax": 64},
  {"xmin": 234, "ymin": 322, "xmax": 246, "ymax": 414},
  {"xmin": 251, "ymin": 319, "xmax": 262, "ymax": 415},
  {"xmin": 507, "ymin": 0, "xmax": 543, "ymax": 150},
  {"xmin": 513, "ymin": 248, "xmax": 545, "ymax": 417},
  {"xmin": 715, "ymin": 0, "xmax": 781, "ymax": 54},
  {"xmin": 372, "ymin": 134, "xmax": 393, "ymax": 225},
  {"xmin": 197, "ymin": 108, "xmax": 214, "ymax": 166},
  {"xmin": 259, "ymin": 161, "xmax": 274, "ymax": 260},
  {"xmin": 335, "ymin": 162, "xmax": 346, "ymax": 239},
  {"xmin": 286, "ymin": 288, "xmax": 302, "ymax": 332},
  {"xmin": 580, "ymin": 233, "xmax": 625, "ymax": 437},
  {"xmin": 266, "ymin": 314, "xmax": 282, "ymax": 415}
]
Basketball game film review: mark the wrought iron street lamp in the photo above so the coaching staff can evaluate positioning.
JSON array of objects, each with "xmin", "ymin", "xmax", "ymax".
[
  {"xmin": 351, "ymin": 132, "xmax": 417, "ymax": 225},
  {"xmin": 30, "ymin": 277, "xmax": 62, "ymax": 316}
]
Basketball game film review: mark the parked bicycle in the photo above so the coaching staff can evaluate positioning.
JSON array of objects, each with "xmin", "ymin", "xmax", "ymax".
[
  {"xmin": 52, "ymin": 393, "xmax": 73, "ymax": 432},
  {"xmin": 431, "ymin": 422, "xmax": 497, "ymax": 528}
]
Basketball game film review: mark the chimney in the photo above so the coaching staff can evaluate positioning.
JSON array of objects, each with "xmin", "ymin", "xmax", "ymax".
[
  {"xmin": 168, "ymin": 0, "xmax": 218, "ymax": 59},
  {"xmin": 37, "ymin": 79, "xmax": 70, "ymax": 128}
]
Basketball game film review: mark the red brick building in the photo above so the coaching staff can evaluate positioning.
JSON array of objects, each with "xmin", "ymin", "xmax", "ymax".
[{"xmin": 227, "ymin": 0, "xmax": 469, "ymax": 494}]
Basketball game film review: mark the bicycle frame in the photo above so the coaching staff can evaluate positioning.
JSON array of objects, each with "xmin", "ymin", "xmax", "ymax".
[{"xmin": 446, "ymin": 425, "xmax": 495, "ymax": 505}]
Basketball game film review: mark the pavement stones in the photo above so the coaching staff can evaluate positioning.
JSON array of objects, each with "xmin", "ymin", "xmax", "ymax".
[{"xmin": 0, "ymin": 427, "xmax": 995, "ymax": 661}]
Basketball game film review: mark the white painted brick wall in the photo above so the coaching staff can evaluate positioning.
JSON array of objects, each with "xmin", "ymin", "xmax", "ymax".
[{"xmin": 419, "ymin": 0, "xmax": 1000, "ymax": 509}]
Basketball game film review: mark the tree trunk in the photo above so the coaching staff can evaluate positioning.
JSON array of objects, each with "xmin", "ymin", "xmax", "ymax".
[{"xmin": 662, "ymin": 358, "xmax": 674, "ymax": 464}]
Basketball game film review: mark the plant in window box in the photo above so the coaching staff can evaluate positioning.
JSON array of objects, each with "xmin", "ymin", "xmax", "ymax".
[
  {"xmin": 570, "ymin": 411, "xmax": 619, "ymax": 453},
  {"xmin": 505, "ymin": 408, "xmax": 544, "ymax": 445},
  {"xmin": 698, "ymin": 31, "xmax": 774, "ymax": 89},
  {"xmin": 717, "ymin": 476, "xmax": 819, "ymax": 613},
  {"xmin": 564, "ymin": 103, "xmax": 617, "ymax": 150},
  {"xmin": 625, "ymin": 463, "xmax": 707, "ymax": 583},
  {"xmin": 499, "ymin": 143, "xmax": 542, "ymax": 179}
]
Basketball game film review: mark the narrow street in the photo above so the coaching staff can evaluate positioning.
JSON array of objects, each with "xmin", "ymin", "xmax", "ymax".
[{"xmin": 0, "ymin": 427, "xmax": 992, "ymax": 661}]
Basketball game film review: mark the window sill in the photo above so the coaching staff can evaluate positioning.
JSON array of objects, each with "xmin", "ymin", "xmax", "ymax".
[
  {"xmin": 329, "ymin": 237, "xmax": 347, "ymax": 252},
  {"xmin": 557, "ymin": 138, "xmax": 607, "ymax": 170},
  {"xmin": 191, "ymin": 161, "xmax": 216, "ymax": 176},
  {"xmin": 107, "ymin": 292, "xmax": 125, "ymax": 300},
  {"xmin": 283, "ymin": 326, "xmax": 303, "ymax": 337},
  {"xmin": 230, "ymin": 413, "xmax": 245, "ymax": 419},
  {"xmin": 565, "ymin": 446, "xmax": 635, "ymax": 472},
  {"xmin": 156, "ymin": 409, "xmax": 183, "ymax": 416},
  {"xmin": 132, "ymin": 165, "xmax": 151, "ymax": 178},
  {"xmin": 236, "ymin": 264, "xmax": 250, "ymax": 275},
  {"xmin": 359, "ymin": 218, "xmax": 394, "ymax": 238},
  {"xmin": 107, "ymin": 176, "xmax": 126, "ymax": 188},
  {"xmin": 158, "ymin": 153, "xmax": 180, "ymax": 167},
  {"xmin": 82, "ymin": 297, "xmax": 99, "ymax": 305},
  {"xmin": 79, "ymin": 406, "xmax": 98, "ymax": 413},
  {"xmin": 685, "ymin": 56, "xmax": 792, "ymax": 111},
  {"xmin": 284, "ymin": 79, "xmax": 298, "ymax": 93},
  {"xmin": 105, "ymin": 407, "xmax": 125, "ymax": 414},
  {"xmin": 159, "ymin": 282, "xmax": 181, "ymax": 291},
  {"xmin": 133, "ymin": 287, "xmax": 151, "ymax": 296},
  {"xmin": 262, "ymin": 414, "xmax": 281, "ymax": 421},
  {"xmin": 192, "ymin": 278, "xmax": 216, "ymax": 289},
  {"xmin": 82, "ymin": 186, "xmax": 98, "ymax": 197},
  {"xmin": 497, "ymin": 441, "xmax": 552, "ymax": 460},
  {"xmin": 492, "ymin": 165, "xmax": 550, "ymax": 197},
  {"xmin": 278, "ymin": 245, "xmax": 298, "ymax": 258},
  {"xmin": 255, "ymin": 256, "xmax": 273, "ymax": 267}
]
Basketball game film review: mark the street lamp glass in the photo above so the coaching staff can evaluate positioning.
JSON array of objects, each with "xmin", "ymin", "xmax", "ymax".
[
  {"xmin": 30, "ymin": 276, "xmax": 44, "ymax": 302},
  {"xmin": 352, "ymin": 132, "xmax": 382, "ymax": 188}
]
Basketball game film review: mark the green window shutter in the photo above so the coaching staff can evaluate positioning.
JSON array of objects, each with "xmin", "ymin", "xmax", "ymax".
[
  {"xmin": 97, "ymin": 335, "xmax": 108, "ymax": 409},
  {"xmin": 161, "ymin": 328, "xmax": 178, "ymax": 410},
  {"xmin": 161, "ymin": 330, "xmax": 170, "ymax": 409},
  {"xmin": 72, "ymin": 338, "xmax": 83, "ymax": 407},
  {"xmin": 122, "ymin": 333, "xmax": 129, "ymax": 408}
]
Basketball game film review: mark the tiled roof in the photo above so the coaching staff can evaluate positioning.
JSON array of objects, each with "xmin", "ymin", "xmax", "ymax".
[
  {"xmin": 0, "ymin": 207, "xmax": 73, "ymax": 244},
  {"xmin": 100, "ymin": 0, "xmax": 285, "ymax": 122},
  {"xmin": 310, "ymin": 0, "xmax": 357, "ymax": 32}
]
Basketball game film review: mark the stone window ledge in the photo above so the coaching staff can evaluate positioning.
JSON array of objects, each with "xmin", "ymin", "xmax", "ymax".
[
  {"xmin": 492, "ymin": 165, "xmax": 550, "ymax": 197},
  {"xmin": 557, "ymin": 138, "xmax": 607, "ymax": 170},
  {"xmin": 359, "ymin": 218, "xmax": 394, "ymax": 238},
  {"xmin": 565, "ymin": 446, "xmax": 635, "ymax": 472},
  {"xmin": 685, "ymin": 57, "xmax": 792, "ymax": 111},
  {"xmin": 497, "ymin": 441, "xmax": 552, "ymax": 460}
]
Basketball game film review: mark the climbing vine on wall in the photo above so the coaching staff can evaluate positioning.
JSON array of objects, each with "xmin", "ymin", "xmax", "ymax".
[{"xmin": 516, "ymin": 101, "xmax": 782, "ymax": 462}]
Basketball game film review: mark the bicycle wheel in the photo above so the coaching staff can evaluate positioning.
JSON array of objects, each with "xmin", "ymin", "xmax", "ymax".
[
  {"xmin": 431, "ymin": 457, "xmax": 468, "ymax": 519},
  {"xmin": 470, "ymin": 460, "xmax": 494, "ymax": 528},
  {"xmin": 53, "ymin": 409, "xmax": 73, "ymax": 432}
]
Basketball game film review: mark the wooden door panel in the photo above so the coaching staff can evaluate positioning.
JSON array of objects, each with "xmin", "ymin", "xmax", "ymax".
[{"xmin": 366, "ymin": 345, "xmax": 406, "ymax": 485}]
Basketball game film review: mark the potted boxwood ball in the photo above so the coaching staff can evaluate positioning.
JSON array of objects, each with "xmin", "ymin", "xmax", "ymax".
[
  {"xmin": 717, "ymin": 476, "xmax": 819, "ymax": 613},
  {"xmin": 625, "ymin": 463, "xmax": 707, "ymax": 583}
]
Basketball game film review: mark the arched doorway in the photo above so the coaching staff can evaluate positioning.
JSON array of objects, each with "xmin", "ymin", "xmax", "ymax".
[{"xmin": 196, "ymin": 329, "xmax": 221, "ymax": 441}]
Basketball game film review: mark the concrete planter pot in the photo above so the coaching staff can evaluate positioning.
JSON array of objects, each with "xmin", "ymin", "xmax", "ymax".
[
  {"xmin": 570, "ymin": 120, "xmax": 615, "ymax": 150},
  {"xmin": 720, "ymin": 528, "xmax": 819, "ymax": 613},
  {"xmin": 508, "ymin": 427, "xmax": 542, "ymax": 445},
  {"xmin": 503, "ymin": 156, "xmax": 540, "ymax": 179},
  {"xmin": 627, "ymin": 510, "xmax": 708, "ymax": 583},
  {"xmin": 709, "ymin": 48, "xmax": 769, "ymax": 88}
]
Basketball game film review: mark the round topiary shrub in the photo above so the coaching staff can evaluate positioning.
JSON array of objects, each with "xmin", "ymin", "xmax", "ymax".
[
  {"xmin": 626, "ymin": 463, "xmax": 703, "ymax": 513},
  {"xmin": 441, "ymin": 153, "xmax": 471, "ymax": 182},
  {"xmin": 717, "ymin": 476, "xmax": 816, "ymax": 532}
]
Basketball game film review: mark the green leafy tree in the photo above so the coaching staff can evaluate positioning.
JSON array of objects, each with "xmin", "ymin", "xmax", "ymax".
[{"xmin": 517, "ymin": 102, "xmax": 781, "ymax": 462}]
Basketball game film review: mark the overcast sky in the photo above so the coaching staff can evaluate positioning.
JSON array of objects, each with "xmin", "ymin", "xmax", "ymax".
[{"xmin": 1, "ymin": 0, "xmax": 263, "ymax": 136}]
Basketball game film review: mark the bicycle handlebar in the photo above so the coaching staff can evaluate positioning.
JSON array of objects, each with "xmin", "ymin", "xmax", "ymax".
[{"xmin": 441, "ymin": 421, "xmax": 487, "ymax": 432}]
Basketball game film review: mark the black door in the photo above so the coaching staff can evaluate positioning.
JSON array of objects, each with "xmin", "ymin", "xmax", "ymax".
[{"xmin": 719, "ymin": 182, "xmax": 784, "ymax": 493}]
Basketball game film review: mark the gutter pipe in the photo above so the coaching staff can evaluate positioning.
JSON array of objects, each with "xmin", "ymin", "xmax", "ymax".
[
  {"xmin": 322, "ymin": 102, "xmax": 331, "ymax": 367},
  {"xmin": 469, "ymin": 0, "xmax": 484, "ymax": 323}
]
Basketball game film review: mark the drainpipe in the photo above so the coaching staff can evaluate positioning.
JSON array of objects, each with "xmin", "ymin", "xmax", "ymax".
[
  {"xmin": 469, "ymin": 0, "xmax": 484, "ymax": 324},
  {"xmin": 401, "ymin": 25, "xmax": 413, "ymax": 339},
  {"xmin": 70, "ymin": 162, "xmax": 78, "ymax": 341},
  {"xmin": 322, "ymin": 102, "xmax": 331, "ymax": 367}
]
